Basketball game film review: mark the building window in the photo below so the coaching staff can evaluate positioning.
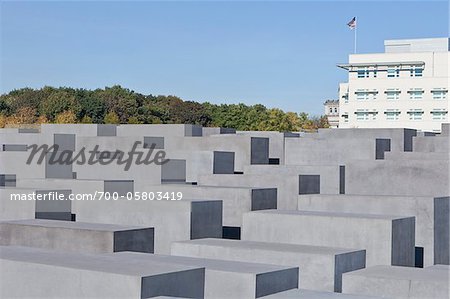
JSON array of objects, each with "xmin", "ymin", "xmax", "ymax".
[
  {"xmin": 329, "ymin": 108, "xmax": 333, "ymax": 113},
  {"xmin": 410, "ymin": 67, "xmax": 423, "ymax": 77},
  {"xmin": 387, "ymin": 67, "xmax": 400, "ymax": 78},
  {"xmin": 385, "ymin": 109, "xmax": 400, "ymax": 121},
  {"xmin": 385, "ymin": 89, "xmax": 401, "ymax": 100},
  {"xmin": 342, "ymin": 114, "xmax": 349, "ymax": 123},
  {"xmin": 409, "ymin": 89, "xmax": 423, "ymax": 100},
  {"xmin": 355, "ymin": 110, "xmax": 377, "ymax": 121},
  {"xmin": 355, "ymin": 89, "xmax": 377, "ymax": 101},
  {"xmin": 357, "ymin": 67, "xmax": 369, "ymax": 78},
  {"xmin": 408, "ymin": 109, "xmax": 424, "ymax": 120},
  {"xmin": 431, "ymin": 109, "xmax": 448, "ymax": 121},
  {"xmin": 334, "ymin": 108, "xmax": 338, "ymax": 113},
  {"xmin": 342, "ymin": 94, "xmax": 349, "ymax": 103},
  {"xmin": 432, "ymin": 89, "xmax": 448, "ymax": 100}
]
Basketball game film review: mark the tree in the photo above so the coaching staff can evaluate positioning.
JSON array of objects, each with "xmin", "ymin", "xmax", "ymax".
[
  {"xmin": 80, "ymin": 115, "xmax": 93, "ymax": 124},
  {"xmin": 39, "ymin": 89, "xmax": 81, "ymax": 121},
  {"xmin": 55, "ymin": 110, "xmax": 77, "ymax": 124},
  {"xmin": 97, "ymin": 86, "xmax": 138, "ymax": 123},
  {"xmin": 104, "ymin": 111, "xmax": 120, "ymax": 124},
  {"xmin": 127, "ymin": 116, "xmax": 142, "ymax": 124},
  {"xmin": 6, "ymin": 107, "xmax": 37, "ymax": 125}
]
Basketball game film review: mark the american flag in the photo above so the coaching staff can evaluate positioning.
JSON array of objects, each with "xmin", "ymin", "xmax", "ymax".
[{"xmin": 347, "ymin": 17, "xmax": 356, "ymax": 29}]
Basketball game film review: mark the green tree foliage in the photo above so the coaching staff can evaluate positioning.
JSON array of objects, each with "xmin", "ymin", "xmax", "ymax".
[
  {"xmin": 104, "ymin": 111, "xmax": 120, "ymax": 124},
  {"xmin": 0, "ymin": 86, "xmax": 329, "ymax": 131}
]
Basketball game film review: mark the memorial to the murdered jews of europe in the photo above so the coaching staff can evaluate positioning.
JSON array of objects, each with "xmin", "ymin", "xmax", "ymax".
[{"xmin": 0, "ymin": 123, "xmax": 449, "ymax": 298}]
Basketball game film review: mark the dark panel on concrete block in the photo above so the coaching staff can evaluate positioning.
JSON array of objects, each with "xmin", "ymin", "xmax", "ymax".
[
  {"xmin": 190, "ymin": 201, "xmax": 223, "ymax": 239},
  {"xmin": 339, "ymin": 166, "xmax": 345, "ymax": 195},
  {"xmin": 391, "ymin": 217, "xmax": 415, "ymax": 267},
  {"xmin": 223, "ymin": 227, "xmax": 241, "ymax": 240},
  {"xmin": 0, "ymin": 174, "xmax": 16, "ymax": 187},
  {"xmin": 97, "ymin": 124, "xmax": 117, "ymax": 136},
  {"xmin": 415, "ymin": 247, "xmax": 424, "ymax": 268},
  {"xmin": 2, "ymin": 144, "xmax": 27, "ymax": 151},
  {"xmin": 141, "ymin": 268, "xmax": 205, "ymax": 298},
  {"xmin": 334, "ymin": 251, "xmax": 366, "ymax": 292},
  {"xmin": 434, "ymin": 197, "xmax": 450, "ymax": 265},
  {"xmin": 269, "ymin": 158, "xmax": 280, "ymax": 165},
  {"xmin": 113, "ymin": 228, "xmax": 154, "ymax": 253},
  {"xmin": 375, "ymin": 138, "xmax": 391, "ymax": 160},
  {"xmin": 284, "ymin": 132, "xmax": 300, "ymax": 138},
  {"xmin": 161, "ymin": 159, "xmax": 186, "ymax": 184},
  {"xmin": 35, "ymin": 190, "xmax": 72, "ymax": 215},
  {"xmin": 35, "ymin": 212, "xmax": 73, "ymax": 221},
  {"xmin": 255, "ymin": 268, "xmax": 299, "ymax": 298},
  {"xmin": 54, "ymin": 134, "xmax": 76, "ymax": 151},
  {"xmin": 45, "ymin": 152, "xmax": 74, "ymax": 179},
  {"xmin": 213, "ymin": 151, "xmax": 235, "ymax": 174},
  {"xmin": 251, "ymin": 188, "xmax": 277, "ymax": 211},
  {"xmin": 185, "ymin": 124, "xmax": 203, "ymax": 137},
  {"xmin": 18, "ymin": 128, "xmax": 39, "ymax": 133},
  {"xmin": 104, "ymin": 180, "xmax": 134, "ymax": 197},
  {"xmin": 251, "ymin": 137, "xmax": 269, "ymax": 165},
  {"xmin": 219, "ymin": 128, "xmax": 236, "ymax": 134},
  {"xmin": 143, "ymin": 137, "xmax": 164, "ymax": 149},
  {"xmin": 404, "ymin": 129, "xmax": 417, "ymax": 152},
  {"xmin": 299, "ymin": 175, "xmax": 320, "ymax": 195}
]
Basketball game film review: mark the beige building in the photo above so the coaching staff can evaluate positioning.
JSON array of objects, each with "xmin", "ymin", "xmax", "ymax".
[
  {"xmin": 323, "ymin": 100, "xmax": 339, "ymax": 128},
  {"xmin": 337, "ymin": 38, "xmax": 449, "ymax": 132}
]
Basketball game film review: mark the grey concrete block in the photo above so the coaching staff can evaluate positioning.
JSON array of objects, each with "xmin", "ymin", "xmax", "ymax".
[
  {"xmin": 185, "ymin": 124, "xmax": 203, "ymax": 137},
  {"xmin": 111, "ymin": 251, "xmax": 298, "ymax": 298},
  {"xmin": 242, "ymin": 210, "xmax": 415, "ymax": 267},
  {"xmin": 298, "ymin": 194, "xmax": 439, "ymax": 267},
  {"xmin": 0, "ymin": 219, "xmax": 154, "ymax": 253},
  {"xmin": 342, "ymin": 265, "xmax": 450, "ymax": 299},
  {"xmin": 74, "ymin": 197, "xmax": 222, "ymax": 253},
  {"xmin": 0, "ymin": 246, "xmax": 205, "ymax": 298},
  {"xmin": 45, "ymin": 151, "xmax": 74, "ymax": 179},
  {"xmin": 171, "ymin": 238, "xmax": 366, "ymax": 292},
  {"xmin": 264, "ymin": 289, "xmax": 382, "ymax": 298}
]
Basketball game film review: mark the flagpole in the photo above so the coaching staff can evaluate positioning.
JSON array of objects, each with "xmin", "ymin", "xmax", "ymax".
[{"xmin": 354, "ymin": 17, "xmax": 357, "ymax": 54}]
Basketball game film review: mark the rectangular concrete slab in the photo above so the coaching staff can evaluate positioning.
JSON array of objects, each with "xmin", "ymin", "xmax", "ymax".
[
  {"xmin": 242, "ymin": 210, "xmax": 415, "ymax": 267},
  {"xmin": 171, "ymin": 238, "xmax": 366, "ymax": 292},
  {"xmin": 263, "ymin": 289, "xmax": 382, "ymax": 298},
  {"xmin": 0, "ymin": 245, "xmax": 205, "ymax": 298},
  {"xmin": 297, "ymin": 194, "xmax": 439, "ymax": 267},
  {"xmin": 0, "ymin": 219, "xmax": 154, "ymax": 253},
  {"xmin": 110, "ymin": 251, "xmax": 298, "ymax": 298},
  {"xmin": 342, "ymin": 265, "xmax": 450, "ymax": 299}
]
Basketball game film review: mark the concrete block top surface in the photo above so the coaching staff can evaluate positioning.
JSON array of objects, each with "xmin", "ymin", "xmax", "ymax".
[
  {"xmin": 174, "ymin": 238, "xmax": 362, "ymax": 255},
  {"xmin": 109, "ymin": 251, "xmax": 297, "ymax": 274},
  {"xmin": 0, "ymin": 219, "xmax": 152, "ymax": 232},
  {"xmin": 0, "ymin": 246, "xmax": 200, "ymax": 276},
  {"xmin": 344, "ymin": 265, "xmax": 449, "ymax": 282},
  {"xmin": 249, "ymin": 210, "xmax": 411, "ymax": 221},
  {"xmin": 264, "ymin": 289, "xmax": 382, "ymax": 298}
]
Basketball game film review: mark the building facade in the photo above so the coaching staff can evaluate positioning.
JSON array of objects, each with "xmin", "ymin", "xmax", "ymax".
[
  {"xmin": 323, "ymin": 100, "xmax": 339, "ymax": 128},
  {"xmin": 338, "ymin": 37, "xmax": 449, "ymax": 132}
]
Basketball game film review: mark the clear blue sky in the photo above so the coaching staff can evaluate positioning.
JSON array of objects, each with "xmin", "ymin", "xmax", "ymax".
[{"xmin": 1, "ymin": 1, "xmax": 448, "ymax": 115}]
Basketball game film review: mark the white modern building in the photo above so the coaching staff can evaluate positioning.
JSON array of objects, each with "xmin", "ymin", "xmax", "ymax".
[
  {"xmin": 323, "ymin": 100, "xmax": 340, "ymax": 128},
  {"xmin": 337, "ymin": 37, "xmax": 449, "ymax": 132}
]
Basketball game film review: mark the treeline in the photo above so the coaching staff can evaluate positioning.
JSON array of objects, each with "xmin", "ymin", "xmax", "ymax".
[{"xmin": 0, "ymin": 85, "xmax": 328, "ymax": 131}]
